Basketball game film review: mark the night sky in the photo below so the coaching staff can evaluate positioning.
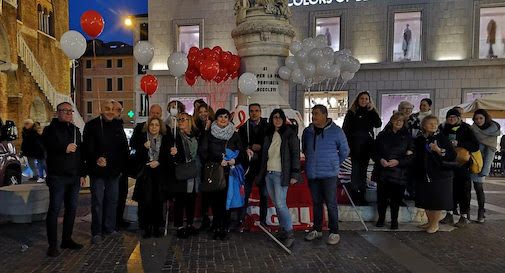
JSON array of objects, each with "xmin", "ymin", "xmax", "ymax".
[{"xmin": 69, "ymin": 0, "xmax": 148, "ymax": 45}]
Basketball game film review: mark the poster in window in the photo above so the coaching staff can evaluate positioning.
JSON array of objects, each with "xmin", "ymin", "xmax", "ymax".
[
  {"xmin": 480, "ymin": 7, "xmax": 505, "ymax": 59},
  {"xmin": 393, "ymin": 12, "xmax": 422, "ymax": 62},
  {"xmin": 178, "ymin": 25, "xmax": 200, "ymax": 55},
  {"xmin": 315, "ymin": 17, "xmax": 340, "ymax": 51}
]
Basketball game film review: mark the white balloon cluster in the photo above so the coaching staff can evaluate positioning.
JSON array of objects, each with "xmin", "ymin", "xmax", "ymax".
[{"xmin": 278, "ymin": 35, "xmax": 361, "ymax": 90}]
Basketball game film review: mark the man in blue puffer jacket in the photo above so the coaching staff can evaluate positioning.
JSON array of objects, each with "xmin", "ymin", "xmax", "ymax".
[{"xmin": 302, "ymin": 105, "xmax": 349, "ymax": 245}]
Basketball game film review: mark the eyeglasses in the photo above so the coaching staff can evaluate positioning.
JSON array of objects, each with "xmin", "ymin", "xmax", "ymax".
[
  {"xmin": 58, "ymin": 109, "xmax": 74, "ymax": 114},
  {"xmin": 177, "ymin": 118, "xmax": 190, "ymax": 122}
]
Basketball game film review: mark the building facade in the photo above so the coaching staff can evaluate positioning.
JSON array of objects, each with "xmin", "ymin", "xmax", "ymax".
[
  {"xmin": 144, "ymin": 0, "xmax": 505, "ymax": 129},
  {"xmin": 0, "ymin": 0, "xmax": 80, "ymax": 135},
  {"xmin": 76, "ymin": 40, "xmax": 135, "ymax": 128}
]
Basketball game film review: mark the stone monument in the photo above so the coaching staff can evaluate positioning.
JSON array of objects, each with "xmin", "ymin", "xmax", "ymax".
[{"xmin": 232, "ymin": 0, "xmax": 295, "ymax": 107}]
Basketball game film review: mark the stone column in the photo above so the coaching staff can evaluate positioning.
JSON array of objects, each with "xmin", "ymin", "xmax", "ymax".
[{"xmin": 232, "ymin": 4, "xmax": 295, "ymax": 107}]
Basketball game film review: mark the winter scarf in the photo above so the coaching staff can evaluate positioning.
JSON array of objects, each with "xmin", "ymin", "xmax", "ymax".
[
  {"xmin": 147, "ymin": 133, "xmax": 162, "ymax": 161},
  {"xmin": 471, "ymin": 121, "xmax": 501, "ymax": 151},
  {"xmin": 211, "ymin": 121, "xmax": 235, "ymax": 141}
]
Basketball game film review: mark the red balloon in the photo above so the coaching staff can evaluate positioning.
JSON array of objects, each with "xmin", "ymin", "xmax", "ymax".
[
  {"xmin": 80, "ymin": 10, "xmax": 104, "ymax": 39},
  {"xmin": 212, "ymin": 46, "xmax": 223, "ymax": 56},
  {"xmin": 200, "ymin": 60, "xmax": 220, "ymax": 81},
  {"xmin": 140, "ymin": 75, "xmax": 158, "ymax": 96},
  {"xmin": 223, "ymin": 73, "xmax": 230, "ymax": 82},
  {"xmin": 185, "ymin": 74, "xmax": 197, "ymax": 86},
  {"xmin": 231, "ymin": 70, "xmax": 239, "ymax": 79},
  {"xmin": 186, "ymin": 67, "xmax": 199, "ymax": 79},
  {"xmin": 194, "ymin": 58, "xmax": 204, "ymax": 70},
  {"xmin": 218, "ymin": 67, "xmax": 228, "ymax": 78},
  {"xmin": 202, "ymin": 48, "xmax": 212, "ymax": 58},
  {"xmin": 188, "ymin": 53, "xmax": 199, "ymax": 67},
  {"xmin": 219, "ymin": 51, "xmax": 232, "ymax": 67},
  {"xmin": 189, "ymin": 47, "xmax": 200, "ymax": 56},
  {"xmin": 228, "ymin": 57, "xmax": 241, "ymax": 73},
  {"xmin": 214, "ymin": 75, "xmax": 223, "ymax": 84}
]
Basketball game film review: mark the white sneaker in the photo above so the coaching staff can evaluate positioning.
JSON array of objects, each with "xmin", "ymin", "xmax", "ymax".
[
  {"xmin": 327, "ymin": 233, "xmax": 341, "ymax": 245},
  {"xmin": 304, "ymin": 230, "xmax": 323, "ymax": 241},
  {"xmin": 37, "ymin": 177, "xmax": 45, "ymax": 183}
]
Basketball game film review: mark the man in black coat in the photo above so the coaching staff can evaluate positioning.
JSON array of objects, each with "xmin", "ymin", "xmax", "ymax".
[
  {"xmin": 43, "ymin": 102, "xmax": 86, "ymax": 257},
  {"xmin": 237, "ymin": 103, "xmax": 269, "ymax": 229},
  {"xmin": 83, "ymin": 100, "xmax": 129, "ymax": 243},
  {"xmin": 439, "ymin": 108, "xmax": 480, "ymax": 227}
]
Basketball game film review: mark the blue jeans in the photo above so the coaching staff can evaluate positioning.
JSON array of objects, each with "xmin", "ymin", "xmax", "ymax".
[
  {"xmin": 37, "ymin": 159, "xmax": 47, "ymax": 178},
  {"xmin": 266, "ymin": 171, "xmax": 292, "ymax": 232},
  {"xmin": 46, "ymin": 176, "xmax": 80, "ymax": 247},
  {"xmin": 90, "ymin": 175, "xmax": 120, "ymax": 235},
  {"xmin": 308, "ymin": 177, "xmax": 339, "ymax": 234}
]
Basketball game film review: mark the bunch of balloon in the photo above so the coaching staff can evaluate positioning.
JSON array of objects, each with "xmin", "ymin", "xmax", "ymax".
[
  {"xmin": 133, "ymin": 40, "xmax": 159, "ymax": 98},
  {"xmin": 184, "ymin": 46, "xmax": 241, "ymax": 87}
]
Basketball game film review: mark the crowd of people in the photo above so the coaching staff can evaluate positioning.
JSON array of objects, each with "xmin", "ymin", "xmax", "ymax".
[{"xmin": 33, "ymin": 93, "xmax": 504, "ymax": 257}]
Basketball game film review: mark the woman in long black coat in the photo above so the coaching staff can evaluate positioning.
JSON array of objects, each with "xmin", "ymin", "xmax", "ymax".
[
  {"xmin": 374, "ymin": 112, "xmax": 414, "ymax": 230},
  {"xmin": 198, "ymin": 108, "xmax": 243, "ymax": 240},
  {"xmin": 132, "ymin": 117, "xmax": 169, "ymax": 238},
  {"xmin": 414, "ymin": 115, "xmax": 456, "ymax": 234},
  {"xmin": 343, "ymin": 91, "xmax": 382, "ymax": 204}
]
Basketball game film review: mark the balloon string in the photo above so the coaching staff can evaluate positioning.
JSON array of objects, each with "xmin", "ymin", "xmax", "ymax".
[
  {"xmin": 71, "ymin": 59, "xmax": 77, "ymax": 144},
  {"xmin": 93, "ymin": 39, "xmax": 101, "ymax": 111},
  {"xmin": 332, "ymin": 77, "xmax": 339, "ymax": 92},
  {"xmin": 174, "ymin": 77, "xmax": 179, "ymax": 147}
]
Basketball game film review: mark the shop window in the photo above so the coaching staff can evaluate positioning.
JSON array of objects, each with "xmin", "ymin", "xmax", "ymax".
[
  {"xmin": 393, "ymin": 12, "xmax": 422, "ymax": 62},
  {"xmin": 178, "ymin": 25, "xmax": 200, "ymax": 55},
  {"xmin": 479, "ymin": 7, "xmax": 505, "ymax": 59},
  {"xmin": 107, "ymin": 78, "xmax": 113, "ymax": 91},
  {"xmin": 86, "ymin": 79, "xmax": 92, "ymax": 91},
  {"xmin": 315, "ymin": 17, "xmax": 340, "ymax": 51},
  {"xmin": 304, "ymin": 91, "xmax": 348, "ymax": 127},
  {"xmin": 379, "ymin": 93, "xmax": 430, "ymax": 128},
  {"xmin": 117, "ymin": 78, "xmax": 123, "ymax": 91}
]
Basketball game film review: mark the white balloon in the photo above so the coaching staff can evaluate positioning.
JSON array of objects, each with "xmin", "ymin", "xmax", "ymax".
[
  {"xmin": 285, "ymin": 56, "xmax": 298, "ymax": 70},
  {"xmin": 302, "ymin": 38, "xmax": 316, "ymax": 51},
  {"xmin": 134, "ymin": 41, "xmax": 155, "ymax": 66},
  {"xmin": 295, "ymin": 48, "xmax": 309, "ymax": 64},
  {"xmin": 303, "ymin": 78, "xmax": 313, "ymax": 88},
  {"xmin": 328, "ymin": 64, "xmax": 341, "ymax": 78},
  {"xmin": 289, "ymin": 41, "xmax": 303, "ymax": 54},
  {"xmin": 238, "ymin": 72, "xmax": 258, "ymax": 95},
  {"xmin": 60, "ymin": 30, "xmax": 86, "ymax": 60},
  {"xmin": 322, "ymin": 47, "xmax": 334, "ymax": 58},
  {"xmin": 278, "ymin": 66, "xmax": 291, "ymax": 80},
  {"xmin": 341, "ymin": 71, "xmax": 355, "ymax": 82},
  {"xmin": 309, "ymin": 48, "xmax": 324, "ymax": 63},
  {"xmin": 341, "ymin": 56, "xmax": 361, "ymax": 73},
  {"xmin": 291, "ymin": 69, "xmax": 305, "ymax": 84},
  {"xmin": 167, "ymin": 52, "xmax": 188, "ymax": 78},
  {"xmin": 340, "ymin": 48, "xmax": 352, "ymax": 56},
  {"xmin": 316, "ymin": 60, "xmax": 332, "ymax": 78},
  {"xmin": 315, "ymin": 34, "xmax": 328, "ymax": 49},
  {"xmin": 303, "ymin": 63, "xmax": 316, "ymax": 77},
  {"xmin": 313, "ymin": 75, "xmax": 326, "ymax": 84}
]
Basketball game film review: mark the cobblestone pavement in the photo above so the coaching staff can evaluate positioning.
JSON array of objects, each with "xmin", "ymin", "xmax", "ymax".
[{"xmin": 1, "ymin": 179, "xmax": 505, "ymax": 273}]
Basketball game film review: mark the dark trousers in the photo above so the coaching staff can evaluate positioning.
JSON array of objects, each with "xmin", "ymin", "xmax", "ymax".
[
  {"xmin": 239, "ymin": 176, "xmax": 268, "ymax": 224},
  {"xmin": 377, "ymin": 182, "xmax": 405, "ymax": 223},
  {"xmin": 174, "ymin": 192, "xmax": 196, "ymax": 227},
  {"xmin": 208, "ymin": 189, "xmax": 231, "ymax": 231},
  {"xmin": 201, "ymin": 192, "xmax": 211, "ymax": 223},
  {"xmin": 116, "ymin": 173, "xmax": 129, "ymax": 225},
  {"xmin": 90, "ymin": 175, "xmax": 119, "ymax": 235},
  {"xmin": 46, "ymin": 176, "xmax": 80, "ymax": 247},
  {"xmin": 308, "ymin": 177, "xmax": 339, "ymax": 234},
  {"xmin": 473, "ymin": 182, "xmax": 485, "ymax": 213},
  {"xmin": 351, "ymin": 156, "xmax": 370, "ymax": 193},
  {"xmin": 138, "ymin": 200, "xmax": 164, "ymax": 229},
  {"xmin": 453, "ymin": 167, "xmax": 471, "ymax": 215}
]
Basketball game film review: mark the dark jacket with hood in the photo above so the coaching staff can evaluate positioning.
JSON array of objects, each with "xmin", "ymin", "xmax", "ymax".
[
  {"xmin": 342, "ymin": 107, "xmax": 382, "ymax": 159},
  {"xmin": 42, "ymin": 118, "xmax": 86, "ymax": 178},
  {"xmin": 22, "ymin": 127, "xmax": 45, "ymax": 159},
  {"xmin": 258, "ymin": 126, "xmax": 301, "ymax": 187},
  {"xmin": 238, "ymin": 117, "xmax": 268, "ymax": 182},
  {"xmin": 439, "ymin": 121, "xmax": 480, "ymax": 153},
  {"xmin": 373, "ymin": 126, "xmax": 415, "ymax": 185},
  {"xmin": 302, "ymin": 119, "xmax": 350, "ymax": 180},
  {"xmin": 83, "ymin": 116, "xmax": 129, "ymax": 178}
]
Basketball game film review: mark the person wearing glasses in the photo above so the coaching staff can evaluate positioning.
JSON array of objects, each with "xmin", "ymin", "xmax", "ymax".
[
  {"xmin": 166, "ymin": 113, "xmax": 200, "ymax": 238},
  {"xmin": 83, "ymin": 100, "xmax": 129, "ymax": 244},
  {"xmin": 43, "ymin": 102, "xmax": 86, "ymax": 257}
]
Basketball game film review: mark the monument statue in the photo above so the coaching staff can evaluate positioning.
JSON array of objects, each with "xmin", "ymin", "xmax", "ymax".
[{"xmin": 235, "ymin": 0, "xmax": 291, "ymax": 23}]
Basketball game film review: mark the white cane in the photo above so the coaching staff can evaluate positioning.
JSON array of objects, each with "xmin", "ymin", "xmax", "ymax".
[
  {"xmin": 342, "ymin": 183, "xmax": 368, "ymax": 231},
  {"xmin": 256, "ymin": 222, "xmax": 292, "ymax": 255}
]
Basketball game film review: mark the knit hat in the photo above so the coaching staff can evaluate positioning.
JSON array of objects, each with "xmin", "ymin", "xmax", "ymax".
[{"xmin": 446, "ymin": 108, "xmax": 461, "ymax": 118}]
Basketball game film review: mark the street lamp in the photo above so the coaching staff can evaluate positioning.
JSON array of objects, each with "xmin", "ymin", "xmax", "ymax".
[{"xmin": 124, "ymin": 16, "xmax": 133, "ymax": 28}]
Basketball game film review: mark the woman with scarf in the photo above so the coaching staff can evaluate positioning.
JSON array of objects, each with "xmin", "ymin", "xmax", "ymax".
[
  {"xmin": 198, "ymin": 108, "xmax": 243, "ymax": 240},
  {"xmin": 470, "ymin": 109, "xmax": 501, "ymax": 223},
  {"xmin": 407, "ymin": 98, "xmax": 433, "ymax": 138},
  {"xmin": 132, "ymin": 117, "xmax": 169, "ymax": 238},
  {"xmin": 169, "ymin": 113, "xmax": 201, "ymax": 238},
  {"xmin": 343, "ymin": 91, "xmax": 382, "ymax": 205},
  {"xmin": 414, "ymin": 115, "xmax": 456, "ymax": 234},
  {"xmin": 373, "ymin": 112, "xmax": 414, "ymax": 230}
]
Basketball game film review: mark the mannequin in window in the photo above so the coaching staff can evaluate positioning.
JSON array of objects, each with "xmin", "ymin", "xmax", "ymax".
[
  {"xmin": 402, "ymin": 24, "xmax": 412, "ymax": 59},
  {"xmin": 487, "ymin": 19, "xmax": 497, "ymax": 58},
  {"xmin": 325, "ymin": 28, "xmax": 332, "ymax": 47}
]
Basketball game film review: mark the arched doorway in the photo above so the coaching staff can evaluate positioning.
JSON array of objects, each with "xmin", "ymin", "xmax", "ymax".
[{"xmin": 29, "ymin": 96, "xmax": 49, "ymax": 125}]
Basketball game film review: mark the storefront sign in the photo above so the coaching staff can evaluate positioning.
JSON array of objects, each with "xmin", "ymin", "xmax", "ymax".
[{"xmin": 288, "ymin": 0, "xmax": 368, "ymax": 7}]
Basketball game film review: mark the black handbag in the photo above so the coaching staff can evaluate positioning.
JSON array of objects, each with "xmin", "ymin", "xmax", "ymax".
[
  {"xmin": 202, "ymin": 162, "xmax": 226, "ymax": 192},
  {"xmin": 174, "ymin": 161, "xmax": 198, "ymax": 180}
]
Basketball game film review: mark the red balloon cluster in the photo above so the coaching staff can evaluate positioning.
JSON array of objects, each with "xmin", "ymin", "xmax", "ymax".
[
  {"xmin": 80, "ymin": 10, "xmax": 105, "ymax": 39},
  {"xmin": 185, "ymin": 46, "xmax": 241, "ymax": 86},
  {"xmin": 140, "ymin": 75, "xmax": 158, "ymax": 96}
]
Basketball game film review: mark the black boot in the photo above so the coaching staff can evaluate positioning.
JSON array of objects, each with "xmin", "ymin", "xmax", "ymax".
[
  {"xmin": 143, "ymin": 225, "xmax": 152, "ymax": 239},
  {"xmin": 474, "ymin": 182, "xmax": 486, "ymax": 223},
  {"xmin": 284, "ymin": 230, "xmax": 295, "ymax": 248},
  {"xmin": 376, "ymin": 217, "xmax": 385, "ymax": 228}
]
